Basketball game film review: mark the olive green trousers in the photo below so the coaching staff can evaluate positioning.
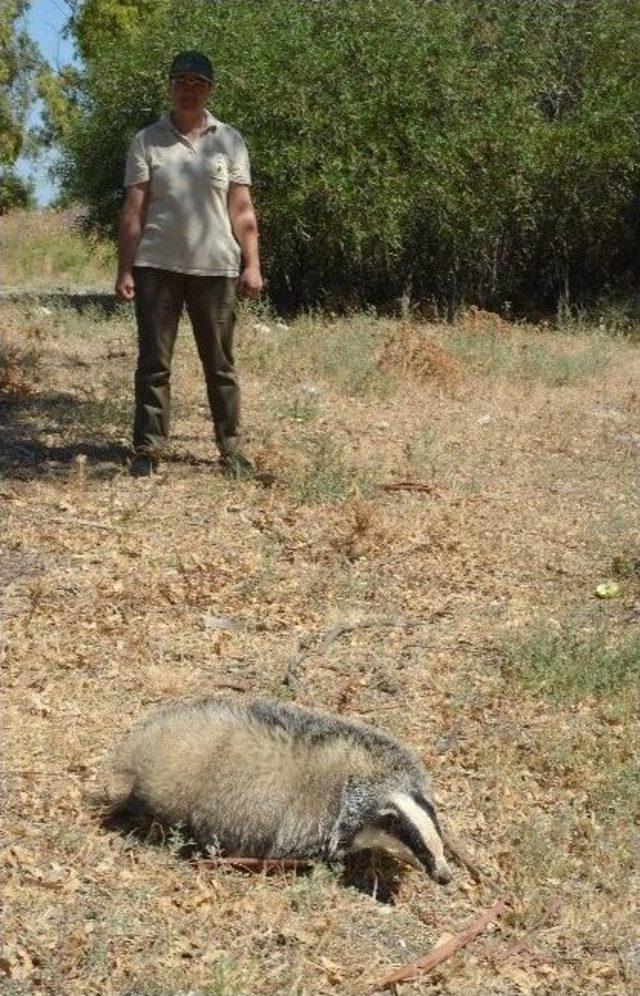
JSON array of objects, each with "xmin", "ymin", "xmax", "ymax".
[{"xmin": 132, "ymin": 265, "xmax": 240, "ymax": 458}]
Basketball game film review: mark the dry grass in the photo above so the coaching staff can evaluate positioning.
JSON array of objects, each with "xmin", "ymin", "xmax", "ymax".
[
  {"xmin": 377, "ymin": 322, "xmax": 461, "ymax": 388},
  {"xmin": 0, "ymin": 209, "xmax": 114, "ymax": 289},
  {"xmin": 0, "ymin": 319, "xmax": 41, "ymax": 398},
  {"xmin": 2, "ymin": 295, "xmax": 638, "ymax": 995}
]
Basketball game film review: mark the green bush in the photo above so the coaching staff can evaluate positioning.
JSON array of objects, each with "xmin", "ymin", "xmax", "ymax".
[
  {"xmin": 50, "ymin": 0, "xmax": 640, "ymax": 311},
  {"xmin": 0, "ymin": 169, "xmax": 34, "ymax": 214}
]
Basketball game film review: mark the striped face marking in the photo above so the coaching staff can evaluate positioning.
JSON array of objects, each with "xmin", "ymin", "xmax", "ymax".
[{"xmin": 351, "ymin": 791, "xmax": 452, "ymax": 884}]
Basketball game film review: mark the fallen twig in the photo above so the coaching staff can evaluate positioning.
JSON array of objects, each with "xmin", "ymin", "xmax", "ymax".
[
  {"xmin": 283, "ymin": 616, "xmax": 421, "ymax": 691},
  {"xmin": 370, "ymin": 896, "xmax": 509, "ymax": 992},
  {"xmin": 381, "ymin": 480, "xmax": 446, "ymax": 495},
  {"xmin": 15, "ymin": 512, "xmax": 124, "ymax": 532},
  {"xmin": 194, "ymin": 856, "xmax": 311, "ymax": 874},
  {"xmin": 210, "ymin": 679, "xmax": 251, "ymax": 694},
  {"xmin": 49, "ymin": 515, "xmax": 123, "ymax": 531},
  {"xmin": 442, "ymin": 831, "xmax": 484, "ymax": 883},
  {"xmin": 483, "ymin": 899, "xmax": 559, "ymax": 964},
  {"xmin": 320, "ymin": 616, "xmax": 411, "ymax": 650}
]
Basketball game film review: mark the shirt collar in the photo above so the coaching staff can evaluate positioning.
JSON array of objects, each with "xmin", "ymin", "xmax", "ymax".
[
  {"xmin": 161, "ymin": 109, "xmax": 218, "ymax": 135},
  {"xmin": 203, "ymin": 109, "xmax": 219, "ymax": 132}
]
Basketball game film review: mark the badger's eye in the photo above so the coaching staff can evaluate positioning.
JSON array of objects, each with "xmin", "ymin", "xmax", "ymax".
[{"xmin": 376, "ymin": 809, "xmax": 400, "ymax": 831}]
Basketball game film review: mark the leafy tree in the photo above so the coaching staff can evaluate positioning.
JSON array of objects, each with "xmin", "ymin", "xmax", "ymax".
[
  {"xmin": 47, "ymin": 0, "xmax": 640, "ymax": 310},
  {"xmin": 70, "ymin": 0, "xmax": 157, "ymax": 61},
  {"xmin": 0, "ymin": 0, "xmax": 40, "ymax": 212},
  {"xmin": 0, "ymin": 167, "xmax": 34, "ymax": 212}
]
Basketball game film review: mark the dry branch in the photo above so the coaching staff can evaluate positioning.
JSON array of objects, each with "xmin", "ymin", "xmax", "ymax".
[
  {"xmin": 47, "ymin": 515, "xmax": 123, "ymax": 531},
  {"xmin": 210, "ymin": 679, "xmax": 251, "ymax": 693},
  {"xmin": 381, "ymin": 480, "xmax": 446, "ymax": 495},
  {"xmin": 370, "ymin": 896, "xmax": 509, "ymax": 992},
  {"xmin": 14, "ymin": 511, "xmax": 124, "ymax": 532},
  {"xmin": 284, "ymin": 616, "xmax": 422, "ymax": 690},
  {"xmin": 442, "ymin": 831, "xmax": 484, "ymax": 883},
  {"xmin": 194, "ymin": 856, "xmax": 311, "ymax": 874},
  {"xmin": 483, "ymin": 900, "xmax": 559, "ymax": 964}
]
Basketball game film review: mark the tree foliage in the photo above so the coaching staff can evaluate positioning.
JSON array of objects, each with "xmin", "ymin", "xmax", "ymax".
[
  {"xmin": 71, "ymin": 0, "xmax": 157, "ymax": 61},
  {"xmin": 48, "ymin": 0, "xmax": 640, "ymax": 309},
  {"xmin": 0, "ymin": 167, "xmax": 34, "ymax": 212},
  {"xmin": 0, "ymin": 0, "xmax": 40, "ymax": 212}
]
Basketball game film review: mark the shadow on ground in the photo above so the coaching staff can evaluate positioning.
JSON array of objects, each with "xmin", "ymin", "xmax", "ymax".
[
  {"xmin": 96, "ymin": 793, "xmax": 405, "ymax": 903},
  {"xmin": 0, "ymin": 390, "xmax": 223, "ymax": 480},
  {"xmin": 1, "ymin": 290, "xmax": 121, "ymax": 317},
  {"xmin": 0, "ymin": 389, "xmax": 130, "ymax": 480}
]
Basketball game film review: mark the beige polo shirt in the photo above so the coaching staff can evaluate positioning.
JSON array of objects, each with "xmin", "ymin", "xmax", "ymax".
[{"xmin": 124, "ymin": 109, "xmax": 251, "ymax": 276}]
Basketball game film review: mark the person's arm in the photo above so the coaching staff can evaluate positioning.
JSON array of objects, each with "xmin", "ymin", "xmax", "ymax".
[
  {"xmin": 227, "ymin": 182, "xmax": 263, "ymax": 297},
  {"xmin": 115, "ymin": 181, "xmax": 149, "ymax": 301}
]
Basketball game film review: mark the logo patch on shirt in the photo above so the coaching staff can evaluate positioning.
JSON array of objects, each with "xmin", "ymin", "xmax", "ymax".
[{"xmin": 208, "ymin": 155, "xmax": 229, "ymax": 187}]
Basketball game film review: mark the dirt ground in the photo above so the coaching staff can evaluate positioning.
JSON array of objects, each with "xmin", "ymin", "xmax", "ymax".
[{"xmin": 1, "ymin": 298, "xmax": 638, "ymax": 995}]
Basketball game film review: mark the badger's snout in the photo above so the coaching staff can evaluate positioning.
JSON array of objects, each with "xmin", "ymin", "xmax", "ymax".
[{"xmin": 432, "ymin": 862, "xmax": 452, "ymax": 885}]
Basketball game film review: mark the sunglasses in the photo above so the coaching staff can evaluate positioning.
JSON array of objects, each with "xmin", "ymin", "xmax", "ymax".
[{"xmin": 171, "ymin": 74, "xmax": 210, "ymax": 87}]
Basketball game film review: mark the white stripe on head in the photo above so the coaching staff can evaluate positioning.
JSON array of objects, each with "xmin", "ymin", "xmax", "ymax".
[{"xmin": 390, "ymin": 792, "xmax": 451, "ymax": 878}]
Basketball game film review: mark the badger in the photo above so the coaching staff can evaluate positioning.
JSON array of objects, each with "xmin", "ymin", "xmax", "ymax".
[{"xmin": 100, "ymin": 696, "xmax": 452, "ymax": 884}]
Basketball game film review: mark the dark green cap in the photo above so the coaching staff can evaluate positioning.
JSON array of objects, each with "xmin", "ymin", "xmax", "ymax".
[{"xmin": 169, "ymin": 51, "xmax": 214, "ymax": 83}]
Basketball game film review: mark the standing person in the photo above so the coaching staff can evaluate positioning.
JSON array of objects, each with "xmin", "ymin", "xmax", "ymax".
[{"xmin": 115, "ymin": 50, "xmax": 263, "ymax": 478}]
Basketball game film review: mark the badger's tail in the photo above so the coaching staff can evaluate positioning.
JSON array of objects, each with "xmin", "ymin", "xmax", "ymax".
[{"xmin": 85, "ymin": 763, "xmax": 152, "ymax": 835}]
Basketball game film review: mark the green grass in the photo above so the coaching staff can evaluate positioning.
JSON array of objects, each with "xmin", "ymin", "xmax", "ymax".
[
  {"xmin": 203, "ymin": 956, "xmax": 263, "ymax": 996},
  {"xmin": 519, "ymin": 339, "xmax": 611, "ymax": 386},
  {"xmin": 46, "ymin": 301, "xmax": 136, "ymax": 339},
  {"xmin": 447, "ymin": 329, "xmax": 613, "ymax": 385},
  {"xmin": 499, "ymin": 622, "xmax": 638, "ymax": 707},
  {"xmin": 405, "ymin": 426, "xmax": 445, "ymax": 478},
  {"xmin": 556, "ymin": 294, "xmax": 640, "ymax": 340},
  {"xmin": 239, "ymin": 311, "xmax": 393, "ymax": 399},
  {"xmin": 278, "ymin": 394, "xmax": 319, "ymax": 423},
  {"xmin": 286, "ymin": 864, "xmax": 341, "ymax": 914},
  {"xmin": 281, "ymin": 431, "xmax": 374, "ymax": 505}
]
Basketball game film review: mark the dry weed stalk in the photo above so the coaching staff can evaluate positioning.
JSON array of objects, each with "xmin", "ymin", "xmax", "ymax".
[
  {"xmin": 0, "ymin": 330, "xmax": 40, "ymax": 397},
  {"xmin": 330, "ymin": 498, "xmax": 390, "ymax": 560},
  {"xmin": 377, "ymin": 321, "xmax": 461, "ymax": 387},
  {"xmin": 194, "ymin": 856, "xmax": 311, "ymax": 875},
  {"xmin": 460, "ymin": 305, "xmax": 515, "ymax": 335}
]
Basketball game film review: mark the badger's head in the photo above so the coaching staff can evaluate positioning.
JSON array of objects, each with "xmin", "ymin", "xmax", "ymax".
[{"xmin": 332, "ymin": 779, "xmax": 452, "ymax": 885}]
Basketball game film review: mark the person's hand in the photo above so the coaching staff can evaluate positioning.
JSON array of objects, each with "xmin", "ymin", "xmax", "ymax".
[
  {"xmin": 115, "ymin": 270, "xmax": 135, "ymax": 301},
  {"xmin": 238, "ymin": 264, "xmax": 263, "ymax": 298}
]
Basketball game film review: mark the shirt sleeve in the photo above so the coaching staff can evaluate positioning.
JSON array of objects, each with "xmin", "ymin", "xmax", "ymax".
[
  {"xmin": 124, "ymin": 132, "xmax": 150, "ymax": 187},
  {"xmin": 229, "ymin": 131, "xmax": 252, "ymax": 185}
]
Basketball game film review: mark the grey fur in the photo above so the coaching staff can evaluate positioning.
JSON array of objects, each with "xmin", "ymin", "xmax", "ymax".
[{"xmin": 101, "ymin": 697, "xmax": 452, "ymax": 883}]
